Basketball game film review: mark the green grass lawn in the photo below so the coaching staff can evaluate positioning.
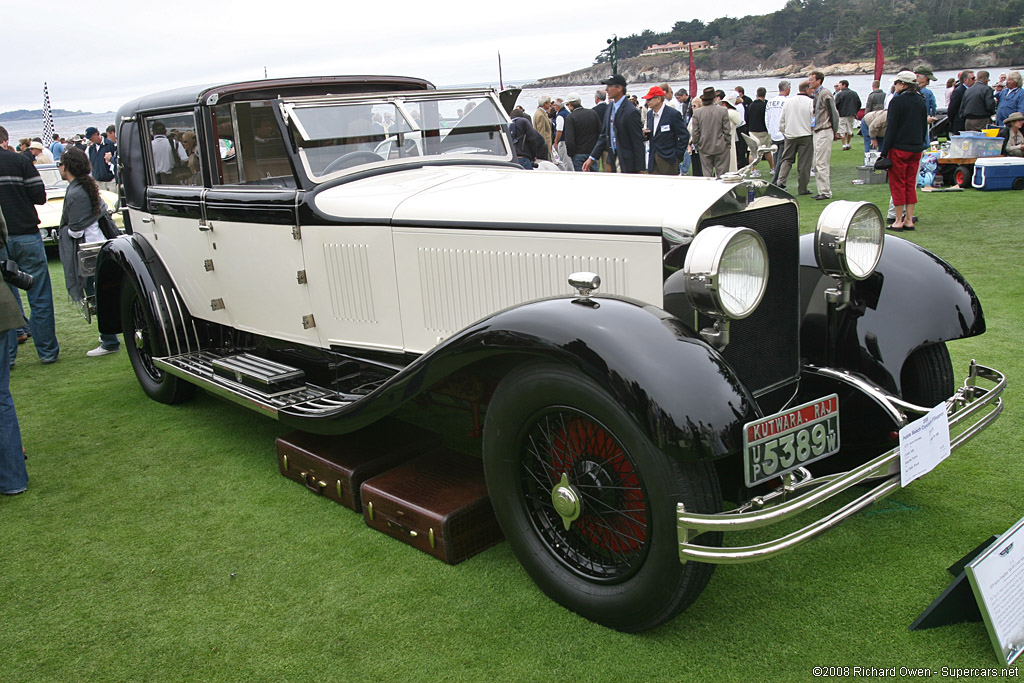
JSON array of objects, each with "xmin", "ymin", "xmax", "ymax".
[
  {"xmin": 3, "ymin": 146, "xmax": 1020, "ymax": 681},
  {"xmin": 923, "ymin": 28, "xmax": 1024, "ymax": 48}
]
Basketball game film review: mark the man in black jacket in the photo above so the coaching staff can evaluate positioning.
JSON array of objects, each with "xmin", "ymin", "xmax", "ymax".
[
  {"xmin": 962, "ymin": 70, "xmax": 996, "ymax": 131},
  {"xmin": 583, "ymin": 75, "xmax": 646, "ymax": 173},
  {"xmin": 0, "ymin": 127, "xmax": 59, "ymax": 366},
  {"xmin": 947, "ymin": 71, "xmax": 973, "ymax": 135},
  {"xmin": 563, "ymin": 94, "xmax": 601, "ymax": 172},
  {"xmin": 642, "ymin": 86, "xmax": 688, "ymax": 175},
  {"xmin": 834, "ymin": 80, "xmax": 862, "ymax": 150}
]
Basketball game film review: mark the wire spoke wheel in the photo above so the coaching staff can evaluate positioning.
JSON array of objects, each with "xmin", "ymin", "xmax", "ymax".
[
  {"xmin": 129, "ymin": 290, "xmax": 162, "ymax": 382},
  {"xmin": 520, "ymin": 408, "xmax": 650, "ymax": 582},
  {"xmin": 120, "ymin": 278, "xmax": 195, "ymax": 404},
  {"xmin": 483, "ymin": 363, "xmax": 721, "ymax": 632}
]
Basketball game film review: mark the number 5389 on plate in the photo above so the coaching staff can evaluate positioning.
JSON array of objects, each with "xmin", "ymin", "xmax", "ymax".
[{"xmin": 743, "ymin": 394, "xmax": 840, "ymax": 487}]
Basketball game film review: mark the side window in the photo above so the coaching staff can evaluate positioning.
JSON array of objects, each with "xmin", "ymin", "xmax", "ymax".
[
  {"xmin": 145, "ymin": 112, "xmax": 201, "ymax": 186},
  {"xmin": 212, "ymin": 104, "xmax": 240, "ymax": 184},
  {"xmin": 212, "ymin": 101, "xmax": 294, "ymax": 187}
]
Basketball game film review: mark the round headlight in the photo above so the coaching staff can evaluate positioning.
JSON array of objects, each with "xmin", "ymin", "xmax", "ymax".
[
  {"xmin": 815, "ymin": 201, "xmax": 884, "ymax": 281},
  {"xmin": 683, "ymin": 226, "xmax": 769, "ymax": 320}
]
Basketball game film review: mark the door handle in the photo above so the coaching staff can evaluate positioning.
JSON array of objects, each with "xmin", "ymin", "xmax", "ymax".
[
  {"xmin": 198, "ymin": 221, "xmax": 213, "ymax": 232},
  {"xmin": 140, "ymin": 217, "xmax": 153, "ymax": 224}
]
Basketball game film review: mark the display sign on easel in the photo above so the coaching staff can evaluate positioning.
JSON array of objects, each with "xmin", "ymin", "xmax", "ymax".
[{"xmin": 965, "ymin": 516, "xmax": 1024, "ymax": 666}]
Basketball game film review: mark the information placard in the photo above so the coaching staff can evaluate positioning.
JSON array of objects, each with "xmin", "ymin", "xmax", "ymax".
[
  {"xmin": 899, "ymin": 403, "xmax": 951, "ymax": 488},
  {"xmin": 965, "ymin": 516, "xmax": 1024, "ymax": 666}
]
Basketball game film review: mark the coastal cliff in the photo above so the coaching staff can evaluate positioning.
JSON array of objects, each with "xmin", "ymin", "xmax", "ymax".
[{"xmin": 527, "ymin": 43, "xmax": 1021, "ymax": 88}]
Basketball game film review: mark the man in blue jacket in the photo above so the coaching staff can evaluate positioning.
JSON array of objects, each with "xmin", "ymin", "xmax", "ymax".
[
  {"xmin": 582, "ymin": 75, "xmax": 646, "ymax": 173},
  {"xmin": 642, "ymin": 86, "xmax": 688, "ymax": 175},
  {"xmin": 996, "ymin": 71, "xmax": 1024, "ymax": 126},
  {"xmin": 84, "ymin": 126, "xmax": 116, "ymax": 193}
]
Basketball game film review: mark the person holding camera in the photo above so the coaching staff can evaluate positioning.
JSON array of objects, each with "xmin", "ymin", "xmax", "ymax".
[
  {"xmin": 0, "ymin": 207, "xmax": 28, "ymax": 495},
  {"xmin": 0, "ymin": 125, "xmax": 60, "ymax": 368},
  {"xmin": 57, "ymin": 148, "xmax": 121, "ymax": 357}
]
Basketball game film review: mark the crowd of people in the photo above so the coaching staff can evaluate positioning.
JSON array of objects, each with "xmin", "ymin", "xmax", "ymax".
[
  {"xmin": 514, "ymin": 64, "xmax": 1023, "ymax": 224},
  {"xmin": 1, "ymin": 121, "xmax": 119, "ymax": 495}
]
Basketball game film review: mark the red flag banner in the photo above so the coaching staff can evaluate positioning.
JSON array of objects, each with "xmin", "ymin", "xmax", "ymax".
[
  {"xmin": 688, "ymin": 43, "xmax": 697, "ymax": 101},
  {"xmin": 874, "ymin": 30, "xmax": 884, "ymax": 82}
]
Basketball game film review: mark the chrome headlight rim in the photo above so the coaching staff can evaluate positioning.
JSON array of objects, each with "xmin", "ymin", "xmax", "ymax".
[
  {"xmin": 815, "ymin": 200, "xmax": 884, "ymax": 281},
  {"xmin": 682, "ymin": 225, "xmax": 769, "ymax": 321}
]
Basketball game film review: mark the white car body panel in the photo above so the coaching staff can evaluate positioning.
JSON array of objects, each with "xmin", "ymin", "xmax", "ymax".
[{"xmin": 144, "ymin": 166, "xmax": 738, "ymax": 355}]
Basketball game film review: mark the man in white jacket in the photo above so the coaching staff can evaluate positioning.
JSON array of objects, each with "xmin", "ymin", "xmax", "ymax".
[{"xmin": 774, "ymin": 81, "xmax": 814, "ymax": 195}]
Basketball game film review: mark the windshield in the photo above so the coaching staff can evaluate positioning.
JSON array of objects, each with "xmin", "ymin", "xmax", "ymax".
[
  {"xmin": 284, "ymin": 91, "xmax": 512, "ymax": 180},
  {"xmin": 38, "ymin": 167, "xmax": 68, "ymax": 190}
]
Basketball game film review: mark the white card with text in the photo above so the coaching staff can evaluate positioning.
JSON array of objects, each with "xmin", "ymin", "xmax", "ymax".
[{"xmin": 899, "ymin": 403, "xmax": 951, "ymax": 487}]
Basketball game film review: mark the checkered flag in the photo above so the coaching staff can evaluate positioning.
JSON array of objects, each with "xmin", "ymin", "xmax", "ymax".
[{"xmin": 42, "ymin": 82, "xmax": 55, "ymax": 145}]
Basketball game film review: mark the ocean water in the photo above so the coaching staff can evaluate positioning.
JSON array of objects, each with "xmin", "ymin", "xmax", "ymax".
[{"xmin": 2, "ymin": 111, "xmax": 117, "ymax": 145}]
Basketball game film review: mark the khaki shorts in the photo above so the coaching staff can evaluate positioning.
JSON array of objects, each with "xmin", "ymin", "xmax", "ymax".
[
  {"xmin": 838, "ymin": 116, "xmax": 858, "ymax": 137},
  {"xmin": 752, "ymin": 131, "xmax": 772, "ymax": 149}
]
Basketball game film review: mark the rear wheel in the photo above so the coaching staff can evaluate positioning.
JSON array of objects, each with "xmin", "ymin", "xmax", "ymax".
[
  {"xmin": 120, "ymin": 278, "xmax": 196, "ymax": 404},
  {"xmin": 901, "ymin": 343, "xmax": 954, "ymax": 408},
  {"xmin": 483, "ymin": 363, "xmax": 721, "ymax": 632},
  {"xmin": 1012, "ymin": 177, "xmax": 1024, "ymax": 191}
]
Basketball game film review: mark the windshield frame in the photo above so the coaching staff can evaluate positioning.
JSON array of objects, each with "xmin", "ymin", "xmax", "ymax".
[{"xmin": 280, "ymin": 88, "xmax": 514, "ymax": 182}]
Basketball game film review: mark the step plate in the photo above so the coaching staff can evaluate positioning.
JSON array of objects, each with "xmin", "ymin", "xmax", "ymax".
[
  {"xmin": 155, "ymin": 352, "xmax": 353, "ymax": 418},
  {"xmin": 211, "ymin": 353, "xmax": 305, "ymax": 389}
]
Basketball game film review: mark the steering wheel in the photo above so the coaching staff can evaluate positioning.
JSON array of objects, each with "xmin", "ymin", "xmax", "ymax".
[{"xmin": 323, "ymin": 150, "xmax": 384, "ymax": 174}]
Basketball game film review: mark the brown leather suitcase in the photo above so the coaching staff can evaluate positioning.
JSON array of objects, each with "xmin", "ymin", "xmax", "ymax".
[
  {"xmin": 275, "ymin": 420, "xmax": 440, "ymax": 511},
  {"xmin": 360, "ymin": 449, "xmax": 503, "ymax": 564}
]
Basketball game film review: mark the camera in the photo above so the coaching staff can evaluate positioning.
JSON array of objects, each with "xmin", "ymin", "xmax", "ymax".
[{"xmin": 1, "ymin": 259, "xmax": 33, "ymax": 290}]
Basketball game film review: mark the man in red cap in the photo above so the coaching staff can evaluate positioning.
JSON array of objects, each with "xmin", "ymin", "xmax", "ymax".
[{"xmin": 642, "ymin": 86, "xmax": 688, "ymax": 175}]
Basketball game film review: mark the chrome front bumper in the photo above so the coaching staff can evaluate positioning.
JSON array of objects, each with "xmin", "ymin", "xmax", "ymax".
[{"xmin": 677, "ymin": 361, "xmax": 1005, "ymax": 564}]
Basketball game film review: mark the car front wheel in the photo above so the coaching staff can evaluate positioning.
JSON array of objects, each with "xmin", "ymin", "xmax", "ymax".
[
  {"xmin": 120, "ymin": 278, "xmax": 195, "ymax": 404},
  {"xmin": 901, "ymin": 342, "xmax": 954, "ymax": 408},
  {"xmin": 483, "ymin": 363, "xmax": 721, "ymax": 632}
]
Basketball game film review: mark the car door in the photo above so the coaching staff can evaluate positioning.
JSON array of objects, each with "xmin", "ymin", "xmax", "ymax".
[{"xmin": 197, "ymin": 101, "xmax": 320, "ymax": 346}]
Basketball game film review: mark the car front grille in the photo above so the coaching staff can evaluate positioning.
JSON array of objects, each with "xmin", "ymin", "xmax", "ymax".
[{"xmin": 697, "ymin": 202, "xmax": 800, "ymax": 394}]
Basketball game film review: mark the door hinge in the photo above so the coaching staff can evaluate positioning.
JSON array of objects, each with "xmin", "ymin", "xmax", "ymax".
[
  {"xmin": 296, "ymin": 270, "xmax": 307, "ymax": 285},
  {"xmin": 302, "ymin": 314, "xmax": 316, "ymax": 329},
  {"xmin": 291, "ymin": 225, "xmax": 301, "ymax": 240},
  {"xmin": 204, "ymin": 259, "xmax": 215, "ymax": 272},
  {"xmin": 211, "ymin": 298, "xmax": 225, "ymax": 311}
]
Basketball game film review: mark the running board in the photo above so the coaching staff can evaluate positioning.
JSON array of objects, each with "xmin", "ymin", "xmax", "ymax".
[{"xmin": 155, "ymin": 352, "xmax": 355, "ymax": 418}]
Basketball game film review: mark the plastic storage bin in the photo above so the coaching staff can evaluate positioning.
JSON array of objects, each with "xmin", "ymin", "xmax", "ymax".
[
  {"xmin": 948, "ymin": 135, "xmax": 1004, "ymax": 158},
  {"xmin": 971, "ymin": 156, "xmax": 1024, "ymax": 191}
]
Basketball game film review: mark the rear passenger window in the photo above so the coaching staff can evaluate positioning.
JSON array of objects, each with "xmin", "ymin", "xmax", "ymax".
[
  {"xmin": 212, "ymin": 101, "xmax": 295, "ymax": 187},
  {"xmin": 145, "ymin": 112, "xmax": 201, "ymax": 186}
]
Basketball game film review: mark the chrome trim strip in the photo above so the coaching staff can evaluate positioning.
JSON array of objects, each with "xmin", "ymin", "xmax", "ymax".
[
  {"xmin": 678, "ymin": 363, "xmax": 1005, "ymax": 564},
  {"xmin": 160, "ymin": 285, "xmax": 181, "ymax": 356},
  {"xmin": 151, "ymin": 289, "xmax": 173, "ymax": 358}
]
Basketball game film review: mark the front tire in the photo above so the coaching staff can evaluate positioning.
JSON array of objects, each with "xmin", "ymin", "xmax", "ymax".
[
  {"xmin": 901, "ymin": 342, "xmax": 954, "ymax": 408},
  {"xmin": 120, "ymin": 278, "xmax": 196, "ymax": 404},
  {"xmin": 483, "ymin": 364, "xmax": 721, "ymax": 632}
]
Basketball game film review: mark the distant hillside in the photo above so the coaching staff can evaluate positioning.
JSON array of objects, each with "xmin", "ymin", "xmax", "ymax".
[
  {"xmin": 0, "ymin": 109, "xmax": 106, "ymax": 122},
  {"xmin": 534, "ymin": 1, "xmax": 1024, "ymax": 86}
]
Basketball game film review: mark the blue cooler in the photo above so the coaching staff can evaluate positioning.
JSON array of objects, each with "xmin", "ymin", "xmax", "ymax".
[{"xmin": 972, "ymin": 156, "xmax": 1024, "ymax": 191}]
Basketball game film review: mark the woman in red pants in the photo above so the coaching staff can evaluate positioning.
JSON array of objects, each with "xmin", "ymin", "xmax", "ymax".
[{"xmin": 880, "ymin": 71, "xmax": 928, "ymax": 231}]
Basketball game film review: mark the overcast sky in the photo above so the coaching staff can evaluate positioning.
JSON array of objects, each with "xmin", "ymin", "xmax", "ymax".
[{"xmin": 5, "ymin": 0, "xmax": 788, "ymax": 114}]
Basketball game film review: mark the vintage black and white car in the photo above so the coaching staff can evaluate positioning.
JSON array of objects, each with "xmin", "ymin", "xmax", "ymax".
[{"xmin": 89, "ymin": 75, "xmax": 1004, "ymax": 632}]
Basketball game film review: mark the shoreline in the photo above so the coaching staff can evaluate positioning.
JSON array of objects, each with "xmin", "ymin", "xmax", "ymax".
[{"xmin": 526, "ymin": 57, "xmax": 1022, "ymax": 89}]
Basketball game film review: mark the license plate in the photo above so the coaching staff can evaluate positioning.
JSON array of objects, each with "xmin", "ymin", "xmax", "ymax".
[{"xmin": 743, "ymin": 395, "xmax": 840, "ymax": 487}]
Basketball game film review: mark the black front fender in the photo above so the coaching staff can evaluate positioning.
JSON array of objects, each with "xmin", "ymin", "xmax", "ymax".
[
  {"xmin": 799, "ymin": 233, "xmax": 985, "ymax": 394},
  {"xmin": 284, "ymin": 297, "xmax": 758, "ymax": 463}
]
